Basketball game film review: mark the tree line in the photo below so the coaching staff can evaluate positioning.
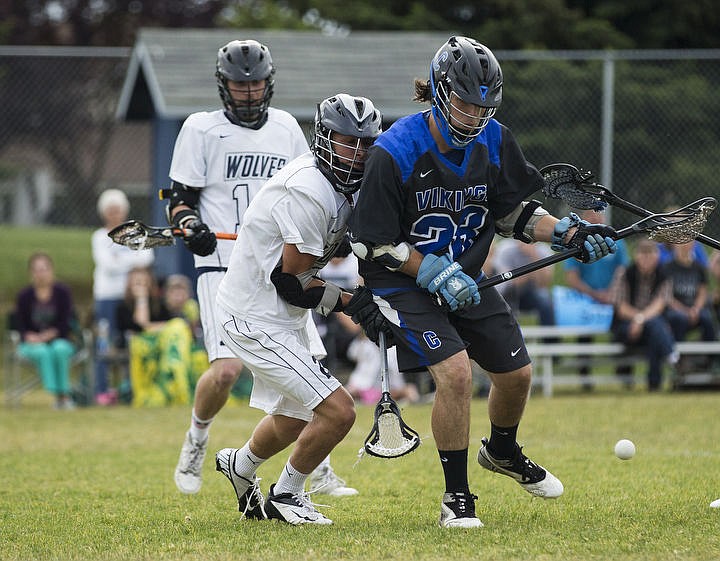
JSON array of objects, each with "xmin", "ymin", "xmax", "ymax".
[{"xmin": 2, "ymin": 0, "xmax": 718, "ymax": 49}]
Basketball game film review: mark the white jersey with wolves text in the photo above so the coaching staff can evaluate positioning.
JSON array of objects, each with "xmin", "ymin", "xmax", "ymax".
[
  {"xmin": 168, "ymin": 107, "xmax": 309, "ymax": 269},
  {"xmin": 217, "ymin": 152, "xmax": 354, "ymax": 329}
]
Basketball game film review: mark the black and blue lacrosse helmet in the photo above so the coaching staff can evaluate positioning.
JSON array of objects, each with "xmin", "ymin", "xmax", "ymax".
[
  {"xmin": 430, "ymin": 36, "xmax": 503, "ymax": 148},
  {"xmin": 216, "ymin": 39, "xmax": 275, "ymax": 129},
  {"xmin": 311, "ymin": 93, "xmax": 382, "ymax": 195}
]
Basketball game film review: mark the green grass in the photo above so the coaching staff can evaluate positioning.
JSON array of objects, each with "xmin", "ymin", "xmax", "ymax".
[{"xmin": 1, "ymin": 391, "xmax": 719, "ymax": 561}]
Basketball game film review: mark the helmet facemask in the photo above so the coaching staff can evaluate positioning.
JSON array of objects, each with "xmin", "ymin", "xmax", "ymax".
[
  {"xmin": 429, "ymin": 36, "xmax": 503, "ymax": 149},
  {"xmin": 218, "ymin": 76, "xmax": 274, "ymax": 129},
  {"xmin": 314, "ymin": 124, "xmax": 375, "ymax": 194},
  {"xmin": 311, "ymin": 94, "xmax": 382, "ymax": 195},
  {"xmin": 216, "ymin": 40, "xmax": 275, "ymax": 130},
  {"xmin": 432, "ymin": 78, "xmax": 496, "ymax": 148}
]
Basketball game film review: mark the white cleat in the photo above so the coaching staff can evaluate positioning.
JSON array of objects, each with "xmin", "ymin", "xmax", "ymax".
[
  {"xmin": 265, "ymin": 484, "xmax": 333, "ymax": 525},
  {"xmin": 174, "ymin": 431, "xmax": 207, "ymax": 494},
  {"xmin": 215, "ymin": 448, "xmax": 266, "ymax": 520},
  {"xmin": 308, "ymin": 464, "xmax": 359, "ymax": 497},
  {"xmin": 438, "ymin": 491, "xmax": 484, "ymax": 528},
  {"xmin": 477, "ymin": 437, "xmax": 563, "ymax": 498}
]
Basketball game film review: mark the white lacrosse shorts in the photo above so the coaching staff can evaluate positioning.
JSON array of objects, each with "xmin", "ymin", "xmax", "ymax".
[
  {"xmin": 218, "ymin": 307, "xmax": 341, "ymax": 422},
  {"xmin": 200, "ymin": 271, "xmax": 326, "ymax": 363}
]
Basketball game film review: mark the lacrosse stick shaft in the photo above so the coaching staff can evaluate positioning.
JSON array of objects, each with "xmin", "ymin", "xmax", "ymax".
[
  {"xmin": 600, "ymin": 192, "xmax": 720, "ymax": 251},
  {"xmin": 177, "ymin": 229, "xmax": 236, "ymax": 240},
  {"xmin": 477, "ymin": 213, "xmax": 690, "ymax": 292},
  {"xmin": 378, "ymin": 331, "xmax": 390, "ymax": 394}
]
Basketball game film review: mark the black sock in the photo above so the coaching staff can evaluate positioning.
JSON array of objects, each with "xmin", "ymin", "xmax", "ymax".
[
  {"xmin": 487, "ymin": 423, "xmax": 519, "ymax": 459},
  {"xmin": 438, "ymin": 449, "xmax": 469, "ymax": 493}
]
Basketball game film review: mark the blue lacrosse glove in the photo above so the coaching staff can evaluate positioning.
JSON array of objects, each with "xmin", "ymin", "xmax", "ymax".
[
  {"xmin": 416, "ymin": 253, "xmax": 481, "ymax": 311},
  {"xmin": 551, "ymin": 213, "xmax": 617, "ymax": 263}
]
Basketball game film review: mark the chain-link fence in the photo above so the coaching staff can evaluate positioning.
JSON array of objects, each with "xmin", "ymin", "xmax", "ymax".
[{"xmin": 1, "ymin": 46, "xmax": 719, "ymax": 240}]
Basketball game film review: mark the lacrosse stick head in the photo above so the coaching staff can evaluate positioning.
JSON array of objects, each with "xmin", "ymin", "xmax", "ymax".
[
  {"xmin": 638, "ymin": 197, "xmax": 717, "ymax": 244},
  {"xmin": 108, "ymin": 220, "xmax": 176, "ymax": 250},
  {"xmin": 363, "ymin": 392, "xmax": 421, "ymax": 459},
  {"xmin": 539, "ymin": 163, "xmax": 609, "ymax": 211}
]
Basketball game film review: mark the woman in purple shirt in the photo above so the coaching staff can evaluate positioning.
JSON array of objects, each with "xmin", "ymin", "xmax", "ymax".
[{"xmin": 14, "ymin": 252, "xmax": 76, "ymax": 409}]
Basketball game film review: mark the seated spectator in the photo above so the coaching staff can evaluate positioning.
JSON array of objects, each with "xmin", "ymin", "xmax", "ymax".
[
  {"xmin": 707, "ymin": 250, "xmax": 720, "ymax": 327},
  {"xmin": 564, "ymin": 209, "xmax": 631, "ymax": 389},
  {"xmin": 163, "ymin": 274, "xmax": 202, "ymax": 340},
  {"xmin": 491, "ymin": 237, "xmax": 555, "ymax": 326},
  {"xmin": 662, "ymin": 240, "xmax": 716, "ymax": 342},
  {"xmin": 117, "ymin": 267, "xmax": 192, "ymax": 407},
  {"xmin": 659, "ymin": 239, "xmax": 708, "ymax": 267},
  {"xmin": 610, "ymin": 240, "xmax": 678, "ymax": 391},
  {"xmin": 92, "ymin": 189, "xmax": 154, "ymax": 406},
  {"xmin": 14, "ymin": 252, "xmax": 76, "ymax": 409}
]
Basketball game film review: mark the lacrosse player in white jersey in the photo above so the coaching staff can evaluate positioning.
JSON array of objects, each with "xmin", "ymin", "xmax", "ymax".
[
  {"xmin": 213, "ymin": 94, "xmax": 392, "ymax": 525},
  {"xmin": 171, "ymin": 40, "xmax": 356, "ymax": 499}
]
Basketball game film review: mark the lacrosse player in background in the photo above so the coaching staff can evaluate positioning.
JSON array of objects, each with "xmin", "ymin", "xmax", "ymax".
[
  {"xmin": 349, "ymin": 36, "xmax": 618, "ymax": 528},
  {"xmin": 171, "ymin": 40, "xmax": 356, "ymax": 498},
  {"xmin": 214, "ymin": 94, "xmax": 390, "ymax": 525}
]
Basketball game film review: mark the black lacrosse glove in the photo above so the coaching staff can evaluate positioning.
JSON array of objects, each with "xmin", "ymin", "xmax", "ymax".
[
  {"xmin": 332, "ymin": 234, "xmax": 353, "ymax": 259},
  {"xmin": 551, "ymin": 212, "xmax": 617, "ymax": 263},
  {"xmin": 343, "ymin": 286, "xmax": 395, "ymax": 346},
  {"xmin": 173, "ymin": 209, "xmax": 217, "ymax": 257}
]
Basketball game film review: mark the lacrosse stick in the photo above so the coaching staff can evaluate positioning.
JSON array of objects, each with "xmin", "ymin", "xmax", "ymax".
[
  {"xmin": 476, "ymin": 197, "xmax": 717, "ymax": 292},
  {"xmin": 108, "ymin": 220, "xmax": 236, "ymax": 251},
  {"xmin": 363, "ymin": 332, "xmax": 421, "ymax": 459},
  {"xmin": 540, "ymin": 163, "xmax": 720, "ymax": 251}
]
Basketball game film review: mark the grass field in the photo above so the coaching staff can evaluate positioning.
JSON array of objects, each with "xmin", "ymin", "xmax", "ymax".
[{"xmin": 2, "ymin": 390, "xmax": 719, "ymax": 561}]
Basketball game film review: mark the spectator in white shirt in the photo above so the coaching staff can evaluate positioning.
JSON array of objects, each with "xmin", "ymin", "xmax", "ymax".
[{"xmin": 91, "ymin": 189, "xmax": 154, "ymax": 405}]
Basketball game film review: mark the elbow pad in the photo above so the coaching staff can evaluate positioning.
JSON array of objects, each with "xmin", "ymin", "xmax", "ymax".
[
  {"xmin": 495, "ymin": 200, "xmax": 549, "ymax": 242},
  {"xmin": 161, "ymin": 181, "xmax": 202, "ymax": 224},
  {"xmin": 270, "ymin": 267, "xmax": 343, "ymax": 316},
  {"xmin": 350, "ymin": 239, "xmax": 412, "ymax": 271}
]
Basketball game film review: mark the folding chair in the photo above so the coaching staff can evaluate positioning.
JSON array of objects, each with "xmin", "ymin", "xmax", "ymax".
[{"xmin": 3, "ymin": 310, "xmax": 93, "ymax": 407}]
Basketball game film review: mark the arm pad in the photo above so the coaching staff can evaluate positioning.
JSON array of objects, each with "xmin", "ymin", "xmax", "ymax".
[
  {"xmin": 350, "ymin": 238, "xmax": 412, "ymax": 271},
  {"xmin": 270, "ymin": 267, "xmax": 343, "ymax": 316}
]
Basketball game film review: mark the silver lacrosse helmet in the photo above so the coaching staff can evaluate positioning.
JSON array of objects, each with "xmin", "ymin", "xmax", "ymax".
[
  {"xmin": 216, "ymin": 39, "xmax": 275, "ymax": 129},
  {"xmin": 430, "ymin": 36, "xmax": 503, "ymax": 148},
  {"xmin": 311, "ymin": 93, "xmax": 382, "ymax": 195}
]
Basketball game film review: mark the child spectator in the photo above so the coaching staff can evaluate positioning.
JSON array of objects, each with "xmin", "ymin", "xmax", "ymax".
[{"xmin": 117, "ymin": 267, "xmax": 192, "ymax": 407}]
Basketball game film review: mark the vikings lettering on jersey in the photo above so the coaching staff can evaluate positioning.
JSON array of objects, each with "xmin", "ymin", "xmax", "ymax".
[
  {"xmin": 416, "ymin": 185, "xmax": 487, "ymax": 212},
  {"xmin": 349, "ymin": 110, "xmax": 544, "ymax": 287}
]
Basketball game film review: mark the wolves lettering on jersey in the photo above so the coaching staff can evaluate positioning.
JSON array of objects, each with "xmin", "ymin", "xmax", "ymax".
[
  {"xmin": 225, "ymin": 152, "xmax": 287, "ymax": 180},
  {"xmin": 169, "ymin": 108, "xmax": 310, "ymax": 269}
]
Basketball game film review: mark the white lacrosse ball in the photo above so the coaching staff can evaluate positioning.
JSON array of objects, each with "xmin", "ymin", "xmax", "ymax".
[
  {"xmin": 710, "ymin": 499, "xmax": 720, "ymax": 508},
  {"xmin": 614, "ymin": 439, "xmax": 636, "ymax": 460}
]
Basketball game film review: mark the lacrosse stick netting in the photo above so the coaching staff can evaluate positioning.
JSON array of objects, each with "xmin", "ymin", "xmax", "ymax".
[
  {"xmin": 108, "ymin": 220, "xmax": 237, "ymax": 250},
  {"xmin": 363, "ymin": 332, "xmax": 421, "ymax": 459},
  {"xmin": 539, "ymin": 163, "xmax": 720, "ymax": 250},
  {"xmin": 475, "ymin": 198, "xmax": 717, "ymax": 293}
]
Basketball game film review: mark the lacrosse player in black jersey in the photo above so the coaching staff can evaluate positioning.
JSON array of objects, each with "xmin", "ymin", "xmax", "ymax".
[{"xmin": 349, "ymin": 36, "xmax": 617, "ymax": 528}]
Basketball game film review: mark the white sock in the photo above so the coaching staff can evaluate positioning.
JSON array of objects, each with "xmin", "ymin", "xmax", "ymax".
[
  {"xmin": 189, "ymin": 409, "xmax": 213, "ymax": 442},
  {"xmin": 274, "ymin": 461, "xmax": 310, "ymax": 496},
  {"xmin": 233, "ymin": 442, "xmax": 267, "ymax": 480}
]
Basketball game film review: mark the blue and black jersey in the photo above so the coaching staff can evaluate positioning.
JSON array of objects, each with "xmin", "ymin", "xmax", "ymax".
[{"xmin": 349, "ymin": 110, "xmax": 544, "ymax": 288}]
